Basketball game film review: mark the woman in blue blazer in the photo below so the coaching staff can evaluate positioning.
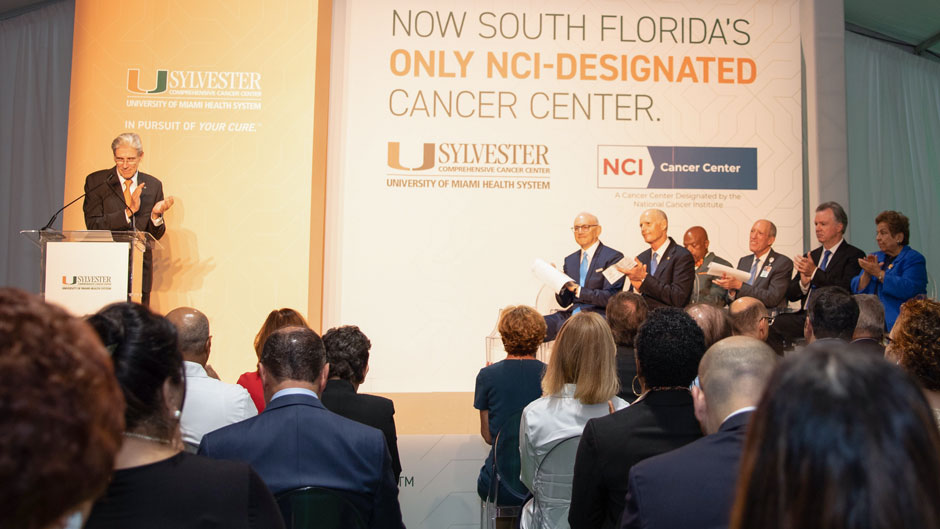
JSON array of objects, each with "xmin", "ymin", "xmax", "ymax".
[{"xmin": 851, "ymin": 210, "xmax": 927, "ymax": 331}]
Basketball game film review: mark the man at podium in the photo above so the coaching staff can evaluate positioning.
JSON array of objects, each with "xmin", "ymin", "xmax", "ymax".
[{"xmin": 82, "ymin": 133, "xmax": 174, "ymax": 306}]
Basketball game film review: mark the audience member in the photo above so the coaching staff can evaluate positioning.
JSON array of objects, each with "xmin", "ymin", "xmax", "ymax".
[
  {"xmin": 237, "ymin": 308, "xmax": 308, "ymax": 412},
  {"xmin": 473, "ymin": 306, "xmax": 546, "ymax": 504},
  {"xmin": 619, "ymin": 209, "xmax": 695, "ymax": 309},
  {"xmin": 774, "ymin": 202, "xmax": 865, "ymax": 347},
  {"xmin": 569, "ymin": 308, "xmax": 705, "ymax": 529},
  {"xmin": 321, "ymin": 325, "xmax": 403, "ymax": 481},
  {"xmin": 166, "ymin": 307, "xmax": 256, "ymax": 448},
  {"xmin": 851, "ymin": 294, "xmax": 886, "ymax": 356},
  {"xmin": 803, "ymin": 286, "xmax": 860, "ymax": 349},
  {"xmin": 728, "ymin": 297, "xmax": 770, "ymax": 342},
  {"xmin": 888, "ymin": 298, "xmax": 940, "ymax": 428},
  {"xmin": 200, "ymin": 326, "xmax": 404, "ymax": 529},
  {"xmin": 545, "ymin": 212, "xmax": 625, "ymax": 341},
  {"xmin": 0, "ymin": 289, "xmax": 124, "ymax": 529},
  {"xmin": 714, "ymin": 220, "xmax": 793, "ymax": 311},
  {"xmin": 730, "ymin": 347, "xmax": 940, "ymax": 529},
  {"xmin": 519, "ymin": 312, "xmax": 627, "ymax": 529},
  {"xmin": 85, "ymin": 302, "xmax": 284, "ymax": 529},
  {"xmin": 621, "ymin": 336, "xmax": 777, "ymax": 529},
  {"xmin": 852, "ymin": 210, "xmax": 928, "ymax": 330},
  {"xmin": 606, "ymin": 292, "xmax": 648, "ymax": 403},
  {"xmin": 685, "ymin": 303, "xmax": 732, "ymax": 349},
  {"xmin": 683, "ymin": 226, "xmax": 732, "ymax": 306}
]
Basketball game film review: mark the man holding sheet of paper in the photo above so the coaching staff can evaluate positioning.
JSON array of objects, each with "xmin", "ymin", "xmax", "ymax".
[
  {"xmin": 615, "ymin": 209, "xmax": 695, "ymax": 311},
  {"xmin": 542, "ymin": 212, "xmax": 625, "ymax": 341},
  {"xmin": 714, "ymin": 219, "xmax": 794, "ymax": 311}
]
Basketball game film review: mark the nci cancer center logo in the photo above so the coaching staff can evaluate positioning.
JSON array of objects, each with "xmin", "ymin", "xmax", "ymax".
[{"xmin": 597, "ymin": 145, "xmax": 757, "ymax": 190}]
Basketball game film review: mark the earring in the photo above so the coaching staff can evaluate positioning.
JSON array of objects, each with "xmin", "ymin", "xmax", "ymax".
[
  {"xmin": 632, "ymin": 375, "xmax": 642, "ymax": 397},
  {"xmin": 173, "ymin": 409, "xmax": 181, "ymax": 420}
]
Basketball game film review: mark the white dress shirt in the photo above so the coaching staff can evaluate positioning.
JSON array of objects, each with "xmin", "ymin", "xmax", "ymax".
[{"xmin": 180, "ymin": 361, "xmax": 258, "ymax": 446}]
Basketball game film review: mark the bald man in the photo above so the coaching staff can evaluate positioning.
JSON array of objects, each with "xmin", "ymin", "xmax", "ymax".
[
  {"xmin": 620, "ymin": 336, "xmax": 777, "ymax": 529},
  {"xmin": 714, "ymin": 219, "xmax": 793, "ymax": 311},
  {"xmin": 683, "ymin": 226, "xmax": 732, "ymax": 306},
  {"xmin": 619, "ymin": 209, "xmax": 695, "ymax": 310},
  {"xmin": 728, "ymin": 297, "xmax": 770, "ymax": 342},
  {"xmin": 166, "ymin": 307, "xmax": 256, "ymax": 447},
  {"xmin": 545, "ymin": 212, "xmax": 625, "ymax": 341}
]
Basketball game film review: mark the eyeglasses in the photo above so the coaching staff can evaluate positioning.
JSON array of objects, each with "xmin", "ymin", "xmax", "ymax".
[
  {"xmin": 760, "ymin": 316, "xmax": 775, "ymax": 326},
  {"xmin": 571, "ymin": 225, "xmax": 598, "ymax": 232},
  {"xmin": 114, "ymin": 157, "xmax": 139, "ymax": 164}
]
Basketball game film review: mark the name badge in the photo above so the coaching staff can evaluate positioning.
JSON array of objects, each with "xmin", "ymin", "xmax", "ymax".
[{"xmin": 759, "ymin": 265, "xmax": 772, "ymax": 278}]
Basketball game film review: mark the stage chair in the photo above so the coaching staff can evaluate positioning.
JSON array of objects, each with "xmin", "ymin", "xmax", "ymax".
[{"xmin": 276, "ymin": 486, "xmax": 367, "ymax": 529}]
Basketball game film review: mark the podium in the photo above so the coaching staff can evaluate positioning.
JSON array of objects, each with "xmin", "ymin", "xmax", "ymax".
[{"xmin": 20, "ymin": 230, "xmax": 159, "ymax": 316}]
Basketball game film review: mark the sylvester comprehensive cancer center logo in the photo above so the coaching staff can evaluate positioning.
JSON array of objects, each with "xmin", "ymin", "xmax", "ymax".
[
  {"xmin": 386, "ymin": 141, "xmax": 551, "ymax": 173},
  {"xmin": 125, "ymin": 68, "xmax": 263, "ymax": 97},
  {"xmin": 127, "ymin": 69, "xmax": 168, "ymax": 94},
  {"xmin": 61, "ymin": 275, "xmax": 112, "ymax": 290}
]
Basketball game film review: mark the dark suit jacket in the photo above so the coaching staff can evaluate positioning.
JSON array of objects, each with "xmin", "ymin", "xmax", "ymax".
[
  {"xmin": 568, "ymin": 390, "xmax": 703, "ymax": 529},
  {"xmin": 693, "ymin": 252, "xmax": 732, "ymax": 306},
  {"xmin": 620, "ymin": 411, "xmax": 752, "ymax": 529},
  {"xmin": 556, "ymin": 241, "xmax": 625, "ymax": 313},
  {"xmin": 198, "ymin": 393, "xmax": 404, "ymax": 529},
  {"xmin": 82, "ymin": 168, "xmax": 165, "ymax": 293},
  {"xmin": 735, "ymin": 249, "xmax": 793, "ymax": 310},
  {"xmin": 850, "ymin": 337, "xmax": 886, "ymax": 357},
  {"xmin": 635, "ymin": 238, "xmax": 695, "ymax": 309},
  {"xmin": 615, "ymin": 344, "xmax": 638, "ymax": 404},
  {"xmin": 786, "ymin": 240, "xmax": 865, "ymax": 309},
  {"xmin": 320, "ymin": 379, "xmax": 402, "ymax": 481}
]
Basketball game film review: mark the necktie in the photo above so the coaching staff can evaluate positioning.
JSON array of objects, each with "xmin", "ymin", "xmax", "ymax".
[
  {"xmin": 819, "ymin": 249, "xmax": 832, "ymax": 271},
  {"xmin": 572, "ymin": 252, "xmax": 589, "ymax": 314},
  {"xmin": 123, "ymin": 179, "xmax": 132, "ymax": 208},
  {"xmin": 650, "ymin": 252, "xmax": 659, "ymax": 277},
  {"xmin": 748, "ymin": 256, "xmax": 760, "ymax": 285},
  {"xmin": 805, "ymin": 249, "xmax": 833, "ymax": 310}
]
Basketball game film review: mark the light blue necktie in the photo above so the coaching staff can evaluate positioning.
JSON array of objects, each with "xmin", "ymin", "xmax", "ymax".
[
  {"xmin": 748, "ymin": 256, "xmax": 760, "ymax": 285},
  {"xmin": 650, "ymin": 252, "xmax": 659, "ymax": 277},
  {"xmin": 572, "ymin": 252, "xmax": 589, "ymax": 314}
]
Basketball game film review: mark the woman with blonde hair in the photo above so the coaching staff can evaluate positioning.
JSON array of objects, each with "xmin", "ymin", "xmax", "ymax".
[{"xmin": 519, "ymin": 311, "xmax": 626, "ymax": 528}]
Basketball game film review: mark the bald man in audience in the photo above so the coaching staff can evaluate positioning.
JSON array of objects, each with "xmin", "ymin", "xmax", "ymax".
[
  {"xmin": 683, "ymin": 226, "xmax": 732, "ymax": 307},
  {"xmin": 851, "ymin": 294, "xmax": 886, "ymax": 356},
  {"xmin": 728, "ymin": 297, "xmax": 771, "ymax": 343},
  {"xmin": 166, "ymin": 307, "xmax": 256, "ymax": 448},
  {"xmin": 607, "ymin": 292, "xmax": 649, "ymax": 403},
  {"xmin": 685, "ymin": 303, "xmax": 732, "ymax": 349},
  {"xmin": 620, "ymin": 336, "xmax": 777, "ymax": 529},
  {"xmin": 619, "ymin": 209, "xmax": 695, "ymax": 310},
  {"xmin": 714, "ymin": 219, "xmax": 793, "ymax": 311}
]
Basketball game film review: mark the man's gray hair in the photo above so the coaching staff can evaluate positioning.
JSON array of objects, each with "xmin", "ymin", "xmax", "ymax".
[
  {"xmin": 854, "ymin": 294, "xmax": 885, "ymax": 339},
  {"xmin": 111, "ymin": 133, "xmax": 143, "ymax": 156}
]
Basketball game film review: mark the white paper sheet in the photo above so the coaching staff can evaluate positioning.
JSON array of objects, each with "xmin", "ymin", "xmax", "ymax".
[
  {"xmin": 602, "ymin": 257, "xmax": 636, "ymax": 284},
  {"xmin": 705, "ymin": 262, "xmax": 751, "ymax": 283}
]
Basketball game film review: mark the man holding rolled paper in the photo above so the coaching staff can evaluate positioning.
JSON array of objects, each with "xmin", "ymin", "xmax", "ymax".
[
  {"xmin": 617, "ymin": 209, "xmax": 695, "ymax": 311},
  {"xmin": 542, "ymin": 212, "xmax": 625, "ymax": 341},
  {"xmin": 714, "ymin": 219, "xmax": 793, "ymax": 311}
]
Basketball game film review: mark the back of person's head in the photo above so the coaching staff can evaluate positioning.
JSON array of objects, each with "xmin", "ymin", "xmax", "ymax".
[
  {"xmin": 322, "ymin": 325, "xmax": 370, "ymax": 385},
  {"xmin": 686, "ymin": 303, "xmax": 732, "ymax": 349},
  {"xmin": 807, "ymin": 286, "xmax": 859, "ymax": 341},
  {"xmin": 635, "ymin": 308, "xmax": 706, "ymax": 388},
  {"xmin": 891, "ymin": 298, "xmax": 940, "ymax": 392},
  {"xmin": 729, "ymin": 297, "xmax": 768, "ymax": 340},
  {"xmin": 260, "ymin": 326, "xmax": 327, "ymax": 386},
  {"xmin": 498, "ymin": 305, "xmax": 547, "ymax": 356},
  {"xmin": 253, "ymin": 308, "xmax": 308, "ymax": 359},
  {"xmin": 0, "ymin": 289, "xmax": 124, "ymax": 529},
  {"xmin": 606, "ymin": 292, "xmax": 648, "ymax": 346},
  {"xmin": 542, "ymin": 312, "xmax": 619, "ymax": 405},
  {"xmin": 165, "ymin": 307, "xmax": 210, "ymax": 363},
  {"xmin": 87, "ymin": 303, "xmax": 182, "ymax": 438},
  {"xmin": 694, "ymin": 336, "xmax": 777, "ymax": 434},
  {"xmin": 730, "ymin": 347, "xmax": 940, "ymax": 529},
  {"xmin": 853, "ymin": 294, "xmax": 885, "ymax": 341}
]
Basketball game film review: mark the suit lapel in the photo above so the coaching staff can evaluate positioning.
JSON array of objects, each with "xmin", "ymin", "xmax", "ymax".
[{"xmin": 654, "ymin": 238, "xmax": 674, "ymax": 279}]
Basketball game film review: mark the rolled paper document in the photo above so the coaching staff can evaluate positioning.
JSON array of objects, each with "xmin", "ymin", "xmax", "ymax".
[
  {"xmin": 705, "ymin": 262, "xmax": 751, "ymax": 283},
  {"xmin": 532, "ymin": 258, "xmax": 573, "ymax": 293}
]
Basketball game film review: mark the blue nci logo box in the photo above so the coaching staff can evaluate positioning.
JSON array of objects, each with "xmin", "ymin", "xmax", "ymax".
[{"xmin": 597, "ymin": 145, "xmax": 757, "ymax": 190}]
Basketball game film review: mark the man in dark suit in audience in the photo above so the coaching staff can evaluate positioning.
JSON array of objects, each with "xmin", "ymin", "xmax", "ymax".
[
  {"xmin": 606, "ymin": 292, "xmax": 648, "ymax": 403},
  {"xmin": 545, "ymin": 212, "xmax": 625, "ymax": 341},
  {"xmin": 773, "ymin": 202, "xmax": 866, "ymax": 348},
  {"xmin": 802, "ymin": 287, "xmax": 860, "ymax": 353},
  {"xmin": 715, "ymin": 219, "xmax": 793, "ymax": 311},
  {"xmin": 320, "ymin": 325, "xmax": 402, "ymax": 481},
  {"xmin": 851, "ymin": 294, "xmax": 886, "ymax": 356},
  {"xmin": 728, "ymin": 297, "xmax": 771, "ymax": 343},
  {"xmin": 199, "ymin": 327, "xmax": 405, "ymax": 529},
  {"xmin": 619, "ymin": 209, "xmax": 695, "ymax": 310},
  {"xmin": 620, "ymin": 336, "xmax": 777, "ymax": 529}
]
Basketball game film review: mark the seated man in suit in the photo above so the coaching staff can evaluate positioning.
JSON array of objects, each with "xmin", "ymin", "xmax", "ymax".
[
  {"xmin": 683, "ymin": 226, "xmax": 732, "ymax": 306},
  {"xmin": 773, "ymin": 202, "xmax": 866, "ymax": 348},
  {"xmin": 165, "ymin": 307, "xmax": 256, "ymax": 448},
  {"xmin": 544, "ymin": 212, "xmax": 625, "ymax": 341},
  {"xmin": 728, "ymin": 297, "xmax": 771, "ymax": 343},
  {"xmin": 199, "ymin": 327, "xmax": 405, "ymax": 529},
  {"xmin": 320, "ymin": 325, "xmax": 402, "ymax": 482},
  {"xmin": 803, "ymin": 287, "xmax": 860, "ymax": 352},
  {"xmin": 714, "ymin": 219, "xmax": 793, "ymax": 312},
  {"xmin": 619, "ymin": 209, "xmax": 695, "ymax": 310},
  {"xmin": 620, "ymin": 336, "xmax": 777, "ymax": 529},
  {"xmin": 851, "ymin": 294, "xmax": 886, "ymax": 356}
]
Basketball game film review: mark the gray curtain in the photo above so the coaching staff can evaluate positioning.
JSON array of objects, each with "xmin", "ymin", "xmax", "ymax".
[
  {"xmin": 0, "ymin": 0, "xmax": 74, "ymax": 291},
  {"xmin": 845, "ymin": 32, "xmax": 940, "ymax": 297}
]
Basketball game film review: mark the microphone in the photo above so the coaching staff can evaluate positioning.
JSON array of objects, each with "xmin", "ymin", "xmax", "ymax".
[{"xmin": 40, "ymin": 172, "xmax": 115, "ymax": 231}]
